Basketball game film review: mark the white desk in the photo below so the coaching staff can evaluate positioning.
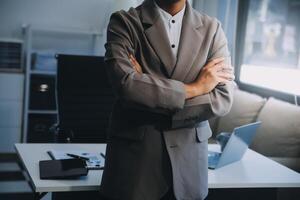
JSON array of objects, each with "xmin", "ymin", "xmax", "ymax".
[
  {"xmin": 208, "ymin": 145, "xmax": 300, "ymax": 188},
  {"xmin": 15, "ymin": 143, "xmax": 300, "ymax": 197},
  {"xmin": 15, "ymin": 143, "xmax": 105, "ymax": 198}
]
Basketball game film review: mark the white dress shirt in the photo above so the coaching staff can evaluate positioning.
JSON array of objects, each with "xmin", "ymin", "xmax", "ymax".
[{"xmin": 154, "ymin": 1, "xmax": 186, "ymax": 57}]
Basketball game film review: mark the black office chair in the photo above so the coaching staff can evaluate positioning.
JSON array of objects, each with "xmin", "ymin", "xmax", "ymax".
[{"xmin": 54, "ymin": 54, "xmax": 114, "ymax": 143}]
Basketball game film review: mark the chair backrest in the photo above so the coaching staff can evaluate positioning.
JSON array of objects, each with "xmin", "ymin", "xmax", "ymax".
[{"xmin": 56, "ymin": 54, "xmax": 114, "ymax": 143}]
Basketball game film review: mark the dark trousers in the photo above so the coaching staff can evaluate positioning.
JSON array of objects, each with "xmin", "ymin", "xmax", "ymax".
[{"xmin": 100, "ymin": 133, "xmax": 175, "ymax": 200}]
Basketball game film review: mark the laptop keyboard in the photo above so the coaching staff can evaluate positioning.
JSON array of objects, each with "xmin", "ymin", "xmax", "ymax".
[{"xmin": 208, "ymin": 151, "xmax": 221, "ymax": 169}]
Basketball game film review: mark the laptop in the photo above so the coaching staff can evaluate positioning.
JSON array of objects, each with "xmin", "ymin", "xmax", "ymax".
[{"xmin": 208, "ymin": 121, "xmax": 261, "ymax": 169}]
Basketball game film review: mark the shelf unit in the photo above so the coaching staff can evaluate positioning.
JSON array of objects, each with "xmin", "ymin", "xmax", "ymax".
[
  {"xmin": 28, "ymin": 110, "xmax": 58, "ymax": 114},
  {"xmin": 22, "ymin": 24, "xmax": 103, "ymax": 143},
  {"xmin": 30, "ymin": 70, "xmax": 56, "ymax": 76}
]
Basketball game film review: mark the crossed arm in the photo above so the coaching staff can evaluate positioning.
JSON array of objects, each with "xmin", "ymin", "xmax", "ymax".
[
  {"xmin": 129, "ymin": 53, "xmax": 235, "ymax": 129},
  {"xmin": 129, "ymin": 54, "xmax": 235, "ymax": 100},
  {"xmin": 105, "ymin": 12, "xmax": 235, "ymax": 129}
]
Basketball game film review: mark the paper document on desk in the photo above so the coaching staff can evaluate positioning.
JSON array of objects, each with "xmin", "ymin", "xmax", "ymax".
[{"xmin": 47, "ymin": 150, "xmax": 105, "ymax": 170}]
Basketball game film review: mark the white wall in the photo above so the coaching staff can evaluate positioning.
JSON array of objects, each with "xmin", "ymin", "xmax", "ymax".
[
  {"xmin": 0, "ymin": 0, "xmax": 110, "ymax": 37},
  {"xmin": 0, "ymin": 0, "xmax": 144, "ymax": 55},
  {"xmin": 0, "ymin": 73, "xmax": 24, "ymax": 153},
  {"xmin": 0, "ymin": 0, "xmax": 106, "ymax": 55}
]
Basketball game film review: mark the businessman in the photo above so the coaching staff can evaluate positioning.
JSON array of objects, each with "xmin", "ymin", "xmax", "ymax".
[{"xmin": 100, "ymin": 0, "xmax": 235, "ymax": 199}]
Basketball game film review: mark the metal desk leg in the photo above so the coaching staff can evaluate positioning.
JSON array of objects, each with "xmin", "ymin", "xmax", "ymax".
[
  {"xmin": 34, "ymin": 192, "xmax": 48, "ymax": 200},
  {"xmin": 17, "ymin": 153, "xmax": 48, "ymax": 200}
]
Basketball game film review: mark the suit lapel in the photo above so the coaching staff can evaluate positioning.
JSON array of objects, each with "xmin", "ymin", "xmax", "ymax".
[
  {"xmin": 171, "ymin": 2, "xmax": 203, "ymax": 81},
  {"xmin": 141, "ymin": 0, "xmax": 176, "ymax": 77},
  {"xmin": 140, "ymin": 0, "xmax": 203, "ymax": 80}
]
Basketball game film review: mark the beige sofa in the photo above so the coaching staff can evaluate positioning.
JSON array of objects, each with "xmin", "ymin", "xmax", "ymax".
[{"xmin": 209, "ymin": 88, "xmax": 300, "ymax": 172}]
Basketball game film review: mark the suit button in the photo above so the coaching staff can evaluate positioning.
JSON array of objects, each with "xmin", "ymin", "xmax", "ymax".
[{"xmin": 171, "ymin": 44, "xmax": 175, "ymax": 48}]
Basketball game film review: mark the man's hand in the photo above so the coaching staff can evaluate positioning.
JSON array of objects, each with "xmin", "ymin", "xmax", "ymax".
[
  {"xmin": 129, "ymin": 54, "xmax": 143, "ymax": 73},
  {"xmin": 185, "ymin": 57, "xmax": 235, "ymax": 99}
]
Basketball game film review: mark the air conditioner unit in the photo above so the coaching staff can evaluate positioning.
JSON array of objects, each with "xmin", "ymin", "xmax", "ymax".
[{"xmin": 0, "ymin": 39, "xmax": 23, "ymax": 71}]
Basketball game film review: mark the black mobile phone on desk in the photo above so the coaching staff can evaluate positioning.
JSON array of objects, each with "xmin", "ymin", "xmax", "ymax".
[{"xmin": 39, "ymin": 159, "xmax": 88, "ymax": 179}]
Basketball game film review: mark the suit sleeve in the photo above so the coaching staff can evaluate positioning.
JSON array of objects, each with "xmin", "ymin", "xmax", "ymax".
[
  {"xmin": 105, "ymin": 12, "xmax": 186, "ymax": 113},
  {"xmin": 170, "ymin": 21, "xmax": 235, "ymax": 129}
]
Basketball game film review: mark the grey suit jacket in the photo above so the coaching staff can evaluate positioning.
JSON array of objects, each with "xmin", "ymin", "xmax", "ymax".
[{"xmin": 100, "ymin": 0, "xmax": 234, "ymax": 200}]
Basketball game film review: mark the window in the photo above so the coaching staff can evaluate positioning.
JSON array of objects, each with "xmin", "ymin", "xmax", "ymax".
[{"xmin": 239, "ymin": 0, "xmax": 300, "ymax": 96}]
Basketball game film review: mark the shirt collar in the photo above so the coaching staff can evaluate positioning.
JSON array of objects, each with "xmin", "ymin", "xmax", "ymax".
[{"xmin": 154, "ymin": 0, "xmax": 186, "ymax": 23}]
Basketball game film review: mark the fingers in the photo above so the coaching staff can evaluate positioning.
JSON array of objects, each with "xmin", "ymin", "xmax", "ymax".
[
  {"xmin": 205, "ymin": 58, "xmax": 234, "ymax": 74},
  {"xmin": 217, "ymin": 71, "xmax": 235, "ymax": 81},
  {"xmin": 200, "ymin": 63, "xmax": 234, "ymax": 78},
  {"xmin": 129, "ymin": 54, "xmax": 135, "ymax": 68},
  {"xmin": 205, "ymin": 64, "xmax": 233, "ymax": 78},
  {"xmin": 217, "ymin": 76, "xmax": 233, "ymax": 85},
  {"xmin": 217, "ymin": 65, "xmax": 233, "ymax": 73},
  {"xmin": 129, "ymin": 54, "xmax": 137, "ymax": 66},
  {"xmin": 206, "ymin": 57, "xmax": 225, "ymax": 68},
  {"xmin": 129, "ymin": 54, "xmax": 143, "ymax": 73}
]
